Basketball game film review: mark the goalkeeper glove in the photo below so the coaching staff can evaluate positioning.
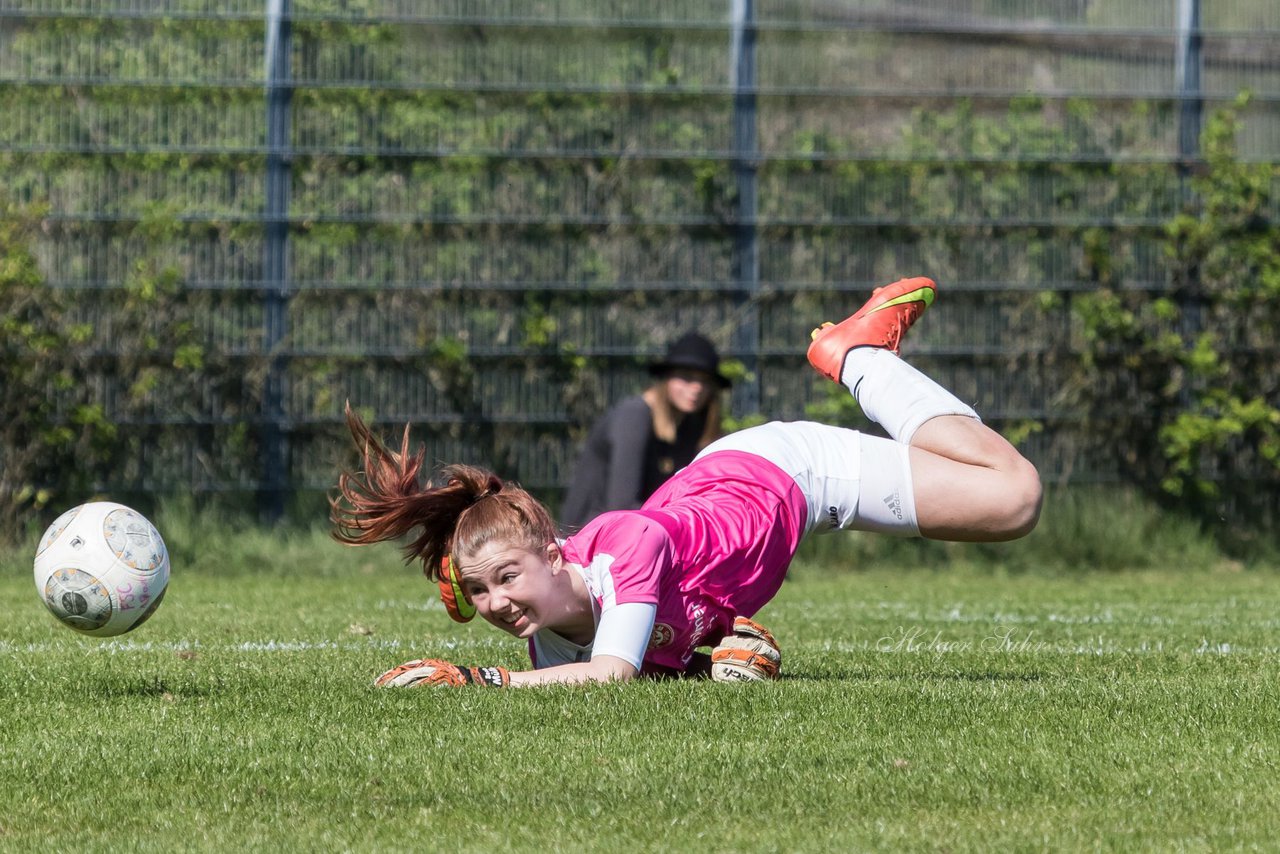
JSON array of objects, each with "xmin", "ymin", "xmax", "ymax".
[
  {"xmin": 374, "ymin": 658, "xmax": 510, "ymax": 688},
  {"xmin": 710, "ymin": 616, "xmax": 781, "ymax": 682}
]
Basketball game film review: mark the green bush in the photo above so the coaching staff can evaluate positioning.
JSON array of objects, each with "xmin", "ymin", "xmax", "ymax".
[
  {"xmin": 0, "ymin": 196, "xmax": 253, "ymax": 543},
  {"xmin": 1070, "ymin": 95, "xmax": 1280, "ymax": 551},
  {"xmin": 0, "ymin": 200, "xmax": 112, "ymax": 537}
]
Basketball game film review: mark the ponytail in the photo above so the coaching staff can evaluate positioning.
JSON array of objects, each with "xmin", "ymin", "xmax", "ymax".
[{"xmin": 330, "ymin": 404, "xmax": 556, "ymax": 580}]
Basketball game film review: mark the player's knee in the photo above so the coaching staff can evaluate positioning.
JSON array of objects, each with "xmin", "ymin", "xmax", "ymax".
[{"xmin": 998, "ymin": 460, "xmax": 1042, "ymax": 540}]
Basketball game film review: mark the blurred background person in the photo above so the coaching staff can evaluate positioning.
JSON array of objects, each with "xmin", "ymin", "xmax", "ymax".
[{"xmin": 560, "ymin": 332, "xmax": 730, "ymax": 529}]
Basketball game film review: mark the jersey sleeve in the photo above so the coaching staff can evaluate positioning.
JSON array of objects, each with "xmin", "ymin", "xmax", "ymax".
[
  {"xmin": 590, "ymin": 601, "xmax": 657, "ymax": 670},
  {"xmin": 571, "ymin": 514, "xmax": 678, "ymax": 670},
  {"xmin": 587, "ymin": 514, "xmax": 674, "ymax": 607}
]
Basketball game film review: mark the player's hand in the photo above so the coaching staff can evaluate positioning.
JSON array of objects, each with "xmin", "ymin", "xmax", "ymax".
[
  {"xmin": 373, "ymin": 658, "xmax": 510, "ymax": 688},
  {"xmin": 710, "ymin": 616, "xmax": 781, "ymax": 682}
]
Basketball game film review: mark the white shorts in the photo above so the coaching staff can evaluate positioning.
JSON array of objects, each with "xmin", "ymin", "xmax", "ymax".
[{"xmin": 696, "ymin": 420, "xmax": 919, "ymax": 538}]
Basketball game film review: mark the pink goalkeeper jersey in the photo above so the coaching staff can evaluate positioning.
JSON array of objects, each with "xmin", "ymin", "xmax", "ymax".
[{"xmin": 537, "ymin": 450, "xmax": 809, "ymax": 673}]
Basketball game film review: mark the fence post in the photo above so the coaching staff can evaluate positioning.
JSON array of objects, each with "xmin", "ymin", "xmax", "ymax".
[
  {"xmin": 730, "ymin": 0, "xmax": 760, "ymax": 415},
  {"xmin": 1176, "ymin": 0, "xmax": 1202, "ymax": 165},
  {"xmin": 261, "ymin": 0, "xmax": 292, "ymax": 522},
  {"xmin": 1175, "ymin": 0, "xmax": 1204, "ymax": 347}
]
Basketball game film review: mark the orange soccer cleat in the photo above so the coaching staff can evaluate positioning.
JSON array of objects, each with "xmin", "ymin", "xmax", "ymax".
[{"xmin": 806, "ymin": 276, "xmax": 937, "ymax": 383}]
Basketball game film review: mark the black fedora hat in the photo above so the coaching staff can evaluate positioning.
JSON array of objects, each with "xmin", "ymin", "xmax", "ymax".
[{"xmin": 648, "ymin": 332, "xmax": 731, "ymax": 389}]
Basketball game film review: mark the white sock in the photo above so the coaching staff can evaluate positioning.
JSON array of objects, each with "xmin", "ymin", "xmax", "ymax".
[{"xmin": 841, "ymin": 348, "xmax": 980, "ymax": 444}]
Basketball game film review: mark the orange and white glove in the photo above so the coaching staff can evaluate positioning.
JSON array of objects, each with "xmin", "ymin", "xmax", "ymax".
[
  {"xmin": 373, "ymin": 658, "xmax": 510, "ymax": 688},
  {"xmin": 710, "ymin": 617, "xmax": 781, "ymax": 682}
]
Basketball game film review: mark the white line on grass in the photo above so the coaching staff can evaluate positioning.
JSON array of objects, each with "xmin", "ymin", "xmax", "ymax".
[
  {"xmin": 0, "ymin": 638, "xmax": 494, "ymax": 654},
  {"xmin": 2, "ymin": 638, "xmax": 1273, "ymax": 656},
  {"xmin": 816, "ymin": 638, "xmax": 1279, "ymax": 656}
]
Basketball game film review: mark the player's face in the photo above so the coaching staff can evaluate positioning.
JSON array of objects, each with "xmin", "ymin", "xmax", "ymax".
[
  {"xmin": 664, "ymin": 369, "xmax": 716, "ymax": 414},
  {"xmin": 457, "ymin": 541, "xmax": 562, "ymax": 640}
]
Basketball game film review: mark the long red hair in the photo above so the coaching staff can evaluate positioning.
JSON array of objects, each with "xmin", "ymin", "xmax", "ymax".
[{"xmin": 330, "ymin": 405, "xmax": 557, "ymax": 581}]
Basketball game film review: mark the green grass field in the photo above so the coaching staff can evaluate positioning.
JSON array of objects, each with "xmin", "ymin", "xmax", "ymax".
[{"xmin": 3, "ymin": 511, "xmax": 1279, "ymax": 852}]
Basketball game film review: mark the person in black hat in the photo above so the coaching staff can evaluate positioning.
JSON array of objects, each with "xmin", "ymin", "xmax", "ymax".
[{"xmin": 559, "ymin": 332, "xmax": 730, "ymax": 529}]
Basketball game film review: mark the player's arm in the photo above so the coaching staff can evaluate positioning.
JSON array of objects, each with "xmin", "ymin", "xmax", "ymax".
[
  {"xmin": 375, "ymin": 602, "xmax": 656, "ymax": 688},
  {"xmin": 373, "ymin": 655, "xmax": 637, "ymax": 688},
  {"xmin": 511, "ymin": 600, "xmax": 653, "ymax": 685},
  {"xmin": 507, "ymin": 655, "xmax": 637, "ymax": 686}
]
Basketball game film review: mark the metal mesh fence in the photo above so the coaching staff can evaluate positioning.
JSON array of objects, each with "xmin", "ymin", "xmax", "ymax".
[{"xmin": 2, "ymin": 0, "xmax": 1279, "ymax": 513}]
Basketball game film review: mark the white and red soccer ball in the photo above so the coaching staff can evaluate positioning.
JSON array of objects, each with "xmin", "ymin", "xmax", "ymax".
[{"xmin": 33, "ymin": 501, "xmax": 170, "ymax": 637}]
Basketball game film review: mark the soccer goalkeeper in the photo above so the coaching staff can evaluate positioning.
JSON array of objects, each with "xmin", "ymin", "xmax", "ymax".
[{"xmin": 332, "ymin": 278, "xmax": 1042, "ymax": 686}]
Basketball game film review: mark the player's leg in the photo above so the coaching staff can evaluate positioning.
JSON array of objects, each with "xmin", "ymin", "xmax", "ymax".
[
  {"xmin": 907, "ymin": 416, "xmax": 1041, "ymax": 541},
  {"xmin": 808, "ymin": 278, "xmax": 1042, "ymax": 542},
  {"xmin": 840, "ymin": 346, "xmax": 1040, "ymax": 541}
]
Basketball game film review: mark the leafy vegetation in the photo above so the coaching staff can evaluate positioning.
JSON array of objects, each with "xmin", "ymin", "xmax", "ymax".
[
  {"xmin": 801, "ymin": 95, "xmax": 1280, "ymax": 554},
  {"xmin": 1, "ymin": 9, "xmax": 1277, "ymax": 554},
  {"xmin": 1069, "ymin": 95, "xmax": 1280, "ymax": 548}
]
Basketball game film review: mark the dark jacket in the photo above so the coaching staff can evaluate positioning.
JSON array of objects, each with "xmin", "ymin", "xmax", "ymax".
[{"xmin": 559, "ymin": 394, "xmax": 710, "ymax": 529}]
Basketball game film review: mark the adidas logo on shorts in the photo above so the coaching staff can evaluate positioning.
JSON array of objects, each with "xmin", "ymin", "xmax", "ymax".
[{"xmin": 883, "ymin": 492, "xmax": 904, "ymax": 521}]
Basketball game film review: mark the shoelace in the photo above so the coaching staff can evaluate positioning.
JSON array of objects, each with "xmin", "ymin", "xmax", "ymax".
[{"xmin": 885, "ymin": 319, "xmax": 904, "ymax": 351}]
